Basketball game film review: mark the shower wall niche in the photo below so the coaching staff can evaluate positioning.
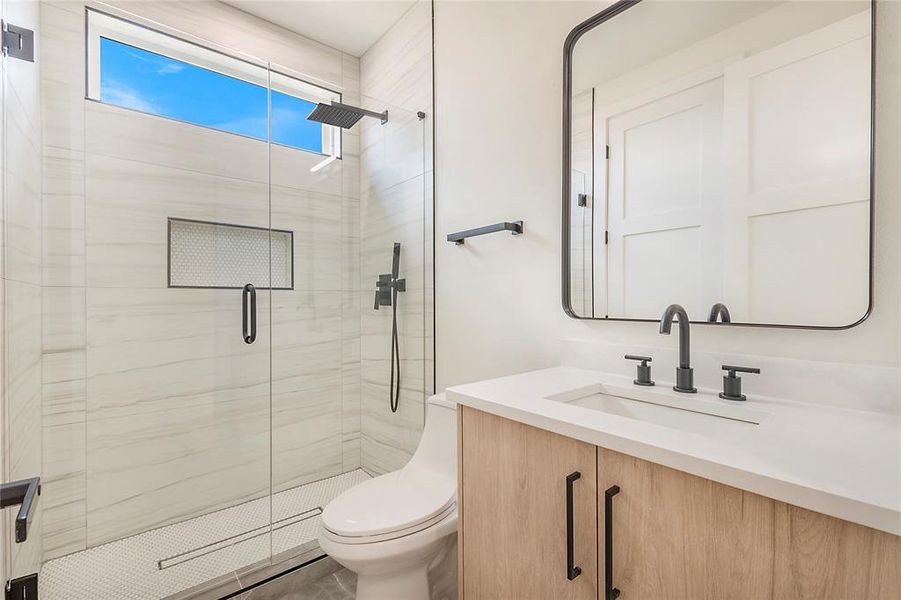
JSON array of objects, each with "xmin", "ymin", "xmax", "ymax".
[{"xmin": 0, "ymin": 0, "xmax": 434, "ymax": 597}]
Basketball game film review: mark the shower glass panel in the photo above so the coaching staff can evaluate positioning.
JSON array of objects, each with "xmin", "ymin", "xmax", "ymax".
[
  {"xmin": 34, "ymin": 9, "xmax": 277, "ymax": 598},
  {"xmin": 357, "ymin": 98, "xmax": 432, "ymax": 475}
]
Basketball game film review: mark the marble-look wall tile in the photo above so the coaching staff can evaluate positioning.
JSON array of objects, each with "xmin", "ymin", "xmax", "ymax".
[
  {"xmin": 5, "ymin": 0, "xmax": 44, "ymax": 578},
  {"xmin": 360, "ymin": 175, "xmax": 427, "ymax": 292},
  {"xmin": 270, "ymin": 144, "xmax": 343, "ymax": 196},
  {"xmin": 41, "ymin": 286, "xmax": 87, "ymax": 558},
  {"xmin": 42, "ymin": 193, "xmax": 84, "ymax": 287},
  {"xmin": 39, "ymin": 0, "xmax": 88, "ymax": 560},
  {"xmin": 86, "ymin": 102, "xmax": 269, "ymax": 183},
  {"xmin": 5, "ymin": 280, "xmax": 44, "ymax": 576},
  {"xmin": 341, "ymin": 193, "xmax": 361, "ymax": 293},
  {"xmin": 339, "ymin": 52, "xmax": 364, "ymax": 472},
  {"xmin": 422, "ymin": 173, "xmax": 435, "ymax": 396},
  {"xmin": 358, "ymin": 285, "xmax": 427, "ymax": 477},
  {"xmin": 271, "ymin": 291, "xmax": 343, "ymax": 494},
  {"xmin": 360, "ymin": 1, "xmax": 433, "ymax": 113},
  {"xmin": 43, "ymin": 146, "xmax": 84, "ymax": 196},
  {"xmin": 342, "ymin": 53, "xmax": 361, "ymax": 106},
  {"xmin": 341, "ymin": 291, "xmax": 361, "ymax": 472},
  {"xmin": 358, "ymin": 0, "xmax": 433, "ymax": 475},
  {"xmin": 40, "ymin": 0, "xmax": 84, "ymax": 152},
  {"xmin": 41, "ymin": 349, "xmax": 87, "ymax": 558},
  {"xmin": 359, "ymin": 389, "xmax": 425, "ymax": 475},
  {"xmin": 270, "ymin": 185, "xmax": 343, "ymax": 292},
  {"xmin": 359, "ymin": 104, "xmax": 426, "ymax": 195},
  {"xmin": 85, "ymin": 153, "xmax": 270, "ymax": 288},
  {"xmin": 4, "ymin": 0, "xmax": 42, "ymax": 140},
  {"xmin": 85, "ymin": 288, "xmax": 272, "ymax": 545},
  {"xmin": 5, "ymin": 90, "xmax": 43, "ymax": 285}
]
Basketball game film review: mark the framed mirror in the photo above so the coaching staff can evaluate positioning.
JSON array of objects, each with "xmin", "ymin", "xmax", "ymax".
[{"xmin": 562, "ymin": 0, "xmax": 874, "ymax": 328}]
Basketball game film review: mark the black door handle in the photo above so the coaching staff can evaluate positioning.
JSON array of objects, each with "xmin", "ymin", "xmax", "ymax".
[
  {"xmin": 242, "ymin": 284, "xmax": 256, "ymax": 344},
  {"xmin": 565, "ymin": 471, "xmax": 582, "ymax": 581},
  {"xmin": 605, "ymin": 485, "xmax": 621, "ymax": 599}
]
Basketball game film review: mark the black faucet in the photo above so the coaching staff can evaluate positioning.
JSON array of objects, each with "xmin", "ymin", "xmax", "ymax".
[{"xmin": 659, "ymin": 304, "xmax": 697, "ymax": 393}]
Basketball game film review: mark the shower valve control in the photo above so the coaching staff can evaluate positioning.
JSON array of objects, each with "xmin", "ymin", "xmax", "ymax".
[{"xmin": 374, "ymin": 274, "xmax": 405, "ymax": 310}]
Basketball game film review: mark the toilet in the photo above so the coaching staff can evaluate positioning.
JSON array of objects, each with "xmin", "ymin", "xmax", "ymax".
[{"xmin": 319, "ymin": 394, "xmax": 458, "ymax": 600}]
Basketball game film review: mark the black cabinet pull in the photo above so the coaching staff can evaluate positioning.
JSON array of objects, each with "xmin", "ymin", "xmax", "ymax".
[
  {"xmin": 242, "ymin": 284, "xmax": 256, "ymax": 344},
  {"xmin": 565, "ymin": 471, "xmax": 582, "ymax": 581},
  {"xmin": 605, "ymin": 485, "xmax": 621, "ymax": 599}
]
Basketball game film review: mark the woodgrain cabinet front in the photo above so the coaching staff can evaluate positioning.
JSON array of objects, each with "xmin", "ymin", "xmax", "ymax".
[
  {"xmin": 459, "ymin": 406, "xmax": 598, "ymax": 600},
  {"xmin": 459, "ymin": 410, "xmax": 900, "ymax": 600},
  {"xmin": 598, "ymin": 447, "xmax": 901, "ymax": 600},
  {"xmin": 598, "ymin": 448, "xmax": 774, "ymax": 600}
]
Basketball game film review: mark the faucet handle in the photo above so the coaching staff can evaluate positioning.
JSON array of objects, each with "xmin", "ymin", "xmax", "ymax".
[
  {"xmin": 719, "ymin": 365, "xmax": 760, "ymax": 401},
  {"xmin": 625, "ymin": 355, "xmax": 654, "ymax": 387},
  {"xmin": 722, "ymin": 365, "xmax": 760, "ymax": 376}
]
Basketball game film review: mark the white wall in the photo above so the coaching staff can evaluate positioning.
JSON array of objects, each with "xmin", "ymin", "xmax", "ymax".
[{"xmin": 434, "ymin": 1, "xmax": 900, "ymax": 406}]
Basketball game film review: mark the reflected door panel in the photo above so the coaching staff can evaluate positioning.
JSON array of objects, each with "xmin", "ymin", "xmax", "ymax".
[
  {"xmin": 721, "ymin": 11, "xmax": 871, "ymax": 325},
  {"xmin": 604, "ymin": 75, "xmax": 723, "ymax": 320}
]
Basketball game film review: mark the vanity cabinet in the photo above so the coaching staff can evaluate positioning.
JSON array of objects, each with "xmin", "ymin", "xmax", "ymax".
[
  {"xmin": 598, "ymin": 448, "xmax": 774, "ymax": 599},
  {"xmin": 599, "ymin": 448, "xmax": 901, "ymax": 600},
  {"xmin": 458, "ymin": 407, "xmax": 598, "ymax": 600},
  {"xmin": 459, "ymin": 407, "xmax": 901, "ymax": 600}
]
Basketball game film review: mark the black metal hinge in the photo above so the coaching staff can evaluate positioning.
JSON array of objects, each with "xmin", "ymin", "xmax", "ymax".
[
  {"xmin": 6, "ymin": 574, "xmax": 38, "ymax": 600},
  {"xmin": 1, "ymin": 21, "xmax": 35, "ymax": 62},
  {"xmin": 605, "ymin": 145, "xmax": 610, "ymax": 159},
  {"xmin": 605, "ymin": 230, "xmax": 609, "ymax": 244}
]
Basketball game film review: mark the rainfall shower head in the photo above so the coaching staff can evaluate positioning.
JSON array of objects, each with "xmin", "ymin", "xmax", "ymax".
[{"xmin": 307, "ymin": 101, "xmax": 388, "ymax": 129}]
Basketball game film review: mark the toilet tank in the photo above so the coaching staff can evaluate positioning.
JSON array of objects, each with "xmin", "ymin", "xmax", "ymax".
[{"xmin": 405, "ymin": 394, "xmax": 457, "ymax": 481}]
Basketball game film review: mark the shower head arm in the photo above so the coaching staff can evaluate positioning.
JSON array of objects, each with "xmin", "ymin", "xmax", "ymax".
[{"xmin": 330, "ymin": 101, "xmax": 388, "ymax": 124}]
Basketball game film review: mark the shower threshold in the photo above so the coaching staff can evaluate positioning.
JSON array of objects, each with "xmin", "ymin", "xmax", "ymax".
[{"xmin": 39, "ymin": 469, "xmax": 370, "ymax": 600}]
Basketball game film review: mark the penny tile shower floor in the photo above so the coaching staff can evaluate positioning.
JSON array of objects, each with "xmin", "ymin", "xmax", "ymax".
[{"xmin": 39, "ymin": 470, "xmax": 370, "ymax": 600}]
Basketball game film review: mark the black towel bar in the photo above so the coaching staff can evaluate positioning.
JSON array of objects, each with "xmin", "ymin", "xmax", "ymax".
[{"xmin": 447, "ymin": 221, "xmax": 523, "ymax": 245}]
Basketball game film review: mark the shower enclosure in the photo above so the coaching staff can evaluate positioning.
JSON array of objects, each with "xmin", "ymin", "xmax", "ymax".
[{"xmin": 1, "ymin": 1, "xmax": 434, "ymax": 598}]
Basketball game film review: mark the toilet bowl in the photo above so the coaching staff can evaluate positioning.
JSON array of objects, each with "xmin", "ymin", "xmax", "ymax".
[{"xmin": 319, "ymin": 394, "xmax": 457, "ymax": 600}]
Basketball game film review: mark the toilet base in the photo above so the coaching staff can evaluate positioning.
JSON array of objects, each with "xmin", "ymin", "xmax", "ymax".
[
  {"xmin": 356, "ymin": 565, "xmax": 429, "ymax": 600},
  {"xmin": 320, "ymin": 510, "xmax": 457, "ymax": 600}
]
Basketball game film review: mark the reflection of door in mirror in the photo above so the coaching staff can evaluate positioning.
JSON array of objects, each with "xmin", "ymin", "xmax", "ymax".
[
  {"xmin": 602, "ymin": 69, "xmax": 724, "ymax": 320},
  {"xmin": 566, "ymin": 0, "xmax": 872, "ymax": 327},
  {"xmin": 721, "ymin": 11, "xmax": 871, "ymax": 326}
]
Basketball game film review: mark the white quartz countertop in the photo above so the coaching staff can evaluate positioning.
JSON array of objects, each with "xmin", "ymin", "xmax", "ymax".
[{"xmin": 446, "ymin": 366, "xmax": 901, "ymax": 536}]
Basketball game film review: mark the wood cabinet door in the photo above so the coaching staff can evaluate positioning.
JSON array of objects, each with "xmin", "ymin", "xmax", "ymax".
[
  {"xmin": 459, "ymin": 407, "xmax": 598, "ymax": 600},
  {"xmin": 598, "ymin": 448, "xmax": 774, "ymax": 600},
  {"xmin": 773, "ymin": 502, "xmax": 901, "ymax": 600}
]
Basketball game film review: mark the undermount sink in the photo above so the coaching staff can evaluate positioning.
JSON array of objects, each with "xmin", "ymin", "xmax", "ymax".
[{"xmin": 546, "ymin": 383, "xmax": 769, "ymax": 438}]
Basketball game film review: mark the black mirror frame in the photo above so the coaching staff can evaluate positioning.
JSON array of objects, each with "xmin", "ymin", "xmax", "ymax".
[{"xmin": 561, "ymin": 0, "xmax": 876, "ymax": 330}]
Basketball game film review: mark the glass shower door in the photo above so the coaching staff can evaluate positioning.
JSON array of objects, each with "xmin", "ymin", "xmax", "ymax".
[{"xmin": 33, "ymin": 9, "xmax": 277, "ymax": 597}]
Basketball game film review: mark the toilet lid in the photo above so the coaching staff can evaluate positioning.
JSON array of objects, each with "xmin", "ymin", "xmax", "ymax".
[{"xmin": 322, "ymin": 469, "xmax": 456, "ymax": 539}]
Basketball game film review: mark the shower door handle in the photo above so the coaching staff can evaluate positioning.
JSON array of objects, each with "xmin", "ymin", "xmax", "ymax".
[{"xmin": 242, "ymin": 284, "xmax": 256, "ymax": 344}]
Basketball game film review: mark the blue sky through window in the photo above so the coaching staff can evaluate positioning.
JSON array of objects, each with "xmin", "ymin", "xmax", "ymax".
[{"xmin": 100, "ymin": 37, "xmax": 325, "ymax": 154}]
